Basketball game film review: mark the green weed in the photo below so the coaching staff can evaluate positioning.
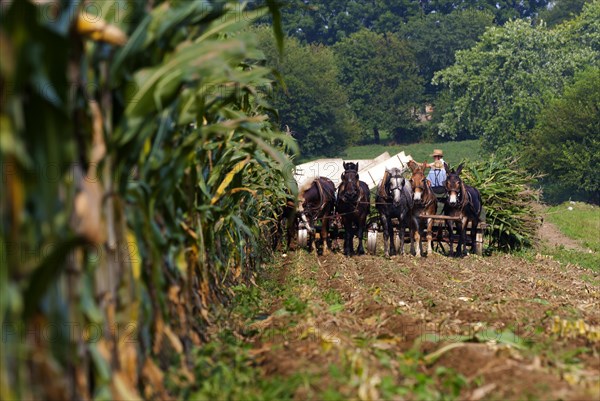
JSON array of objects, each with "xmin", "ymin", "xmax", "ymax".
[{"xmin": 322, "ymin": 288, "xmax": 344, "ymax": 305}]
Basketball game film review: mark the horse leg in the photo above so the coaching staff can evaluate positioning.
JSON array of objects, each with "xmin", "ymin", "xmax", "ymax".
[
  {"xmin": 321, "ymin": 216, "xmax": 330, "ymax": 256},
  {"xmin": 426, "ymin": 217, "xmax": 433, "ymax": 256},
  {"xmin": 388, "ymin": 216, "xmax": 397, "ymax": 256},
  {"xmin": 381, "ymin": 215, "xmax": 391, "ymax": 258},
  {"xmin": 343, "ymin": 219, "xmax": 352, "ymax": 256},
  {"xmin": 461, "ymin": 215, "xmax": 470, "ymax": 256},
  {"xmin": 349, "ymin": 221, "xmax": 357, "ymax": 256},
  {"xmin": 285, "ymin": 212, "xmax": 296, "ymax": 251},
  {"xmin": 398, "ymin": 216, "xmax": 405, "ymax": 255},
  {"xmin": 446, "ymin": 220, "xmax": 455, "ymax": 256},
  {"xmin": 357, "ymin": 215, "xmax": 366, "ymax": 255},
  {"xmin": 408, "ymin": 215, "xmax": 416, "ymax": 256},
  {"xmin": 457, "ymin": 217, "xmax": 466, "ymax": 256},
  {"xmin": 412, "ymin": 216, "xmax": 421, "ymax": 256},
  {"xmin": 327, "ymin": 219, "xmax": 339, "ymax": 252}
]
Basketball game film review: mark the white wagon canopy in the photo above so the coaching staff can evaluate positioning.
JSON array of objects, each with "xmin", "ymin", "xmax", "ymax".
[{"xmin": 294, "ymin": 151, "xmax": 413, "ymax": 190}]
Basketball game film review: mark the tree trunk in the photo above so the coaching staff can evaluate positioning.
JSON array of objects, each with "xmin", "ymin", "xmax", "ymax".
[{"xmin": 373, "ymin": 127, "xmax": 380, "ymax": 144}]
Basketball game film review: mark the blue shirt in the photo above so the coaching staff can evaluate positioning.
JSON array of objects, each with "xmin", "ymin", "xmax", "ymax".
[{"xmin": 426, "ymin": 159, "xmax": 447, "ymax": 187}]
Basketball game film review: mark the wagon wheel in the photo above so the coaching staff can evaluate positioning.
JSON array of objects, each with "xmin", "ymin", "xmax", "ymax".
[
  {"xmin": 432, "ymin": 225, "xmax": 450, "ymax": 256},
  {"xmin": 367, "ymin": 230, "xmax": 378, "ymax": 255},
  {"xmin": 393, "ymin": 228, "xmax": 403, "ymax": 254},
  {"xmin": 298, "ymin": 228, "xmax": 308, "ymax": 248}
]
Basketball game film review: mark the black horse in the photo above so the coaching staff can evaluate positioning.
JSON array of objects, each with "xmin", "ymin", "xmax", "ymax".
[
  {"xmin": 443, "ymin": 163, "xmax": 482, "ymax": 256},
  {"xmin": 376, "ymin": 167, "xmax": 414, "ymax": 257},
  {"xmin": 298, "ymin": 177, "xmax": 337, "ymax": 254},
  {"xmin": 337, "ymin": 162, "xmax": 370, "ymax": 256},
  {"xmin": 272, "ymin": 195, "xmax": 298, "ymax": 252}
]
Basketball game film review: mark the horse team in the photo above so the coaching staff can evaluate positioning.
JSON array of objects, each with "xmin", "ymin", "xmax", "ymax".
[{"xmin": 293, "ymin": 160, "xmax": 482, "ymax": 257}]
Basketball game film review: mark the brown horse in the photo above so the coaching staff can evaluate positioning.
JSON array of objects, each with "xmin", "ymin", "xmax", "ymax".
[
  {"xmin": 408, "ymin": 160, "xmax": 438, "ymax": 257},
  {"xmin": 337, "ymin": 162, "xmax": 370, "ymax": 256},
  {"xmin": 298, "ymin": 177, "xmax": 336, "ymax": 255},
  {"xmin": 272, "ymin": 195, "xmax": 298, "ymax": 252},
  {"xmin": 443, "ymin": 164, "xmax": 482, "ymax": 256}
]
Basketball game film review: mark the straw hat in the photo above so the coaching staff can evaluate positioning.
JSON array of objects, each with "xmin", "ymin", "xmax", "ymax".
[{"xmin": 430, "ymin": 149, "xmax": 443, "ymax": 157}]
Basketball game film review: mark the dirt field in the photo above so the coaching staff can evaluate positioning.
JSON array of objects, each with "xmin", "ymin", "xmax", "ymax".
[{"xmin": 242, "ymin": 250, "xmax": 600, "ymax": 400}]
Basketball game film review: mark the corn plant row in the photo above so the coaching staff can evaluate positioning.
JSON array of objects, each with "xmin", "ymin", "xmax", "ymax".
[
  {"xmin": 462, "ymin": 156, "xmax": 542, "ymax": 251},
  {"xmin": 0, "ymin": 1, "xmax": 290, "ymax": 399}
]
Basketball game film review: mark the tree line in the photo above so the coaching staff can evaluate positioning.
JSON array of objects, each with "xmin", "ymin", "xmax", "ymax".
[{"xmin": 256, "ymin": 0, "xmax": 599, "ymax": 203}]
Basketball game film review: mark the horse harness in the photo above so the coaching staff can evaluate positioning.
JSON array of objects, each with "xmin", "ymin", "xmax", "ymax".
[
  {"xmin": 384, "ymin": 173, "xmax": 410, "ymax": 204},
  {"xmin": 447, "ymin": 179, "xmax": 475, "ymax": 213},
  {"xmin": 338, "ymin": 174, "xmax": 368, "ymax": 215},
  {"xmin": 304, "ymin": 178, "xmax": 331, "ymax": 220},
  {"xmin": 412, "ymin": 172, "xmax": 436, "ymax": 209}
]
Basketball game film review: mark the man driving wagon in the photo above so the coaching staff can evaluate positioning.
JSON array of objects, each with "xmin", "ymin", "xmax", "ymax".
[{"xmin": 423, "ymin": 148, "xmax": 448, "ymax": 212}]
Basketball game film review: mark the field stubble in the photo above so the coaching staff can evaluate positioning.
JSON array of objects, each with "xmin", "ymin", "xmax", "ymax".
[{"xmin": 242, "ymin": 250, "xmax": 600, "ymax": 400}]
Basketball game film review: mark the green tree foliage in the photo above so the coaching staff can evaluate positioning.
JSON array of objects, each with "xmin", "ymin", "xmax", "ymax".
[
  {"xmin": 526, "ymin": 67, "xmax": 600, "ymax": 204},
  {"xmin": 1, "ymin": 1, "xmax": 294, "ymax": 399},
  {"xmin": 419, "ymin": 0, "xmax": 551, "ymax": 23},
  {"xmin": 433, "ymin": 12, "xmax": 598, "ymax": 152},
  {"xmin": 334, "ymin": 29, "xmax": 422, "ymax": 143},
  {"xmin": 397, "ymin": 8, "xmax": 495, "ymax": 95},
  {"xmin": 275, "ymin": 0, "xmax": 421, "ymax": 44},
  {"xmin": 270, "ymin": 0, "xmax": 550, "ymax": 45},
  {"xmin": 256, "ymin": 28, "xmax": 359, "ymax": 156},
  {"xmin": 538, "ymin": 0, "xmax": 590, "ymax": 26}
]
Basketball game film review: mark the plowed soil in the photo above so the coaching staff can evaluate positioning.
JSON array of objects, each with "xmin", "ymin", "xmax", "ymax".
[{"xmin": 247, "ymin": 250, "xmax": 600, "ymax": 400}]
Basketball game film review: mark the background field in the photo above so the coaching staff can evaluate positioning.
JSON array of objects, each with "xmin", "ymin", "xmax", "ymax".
[
  {"xmin": 300, "ymin": 139, "xmax": 482, "ymax": 165},
  {"xmin": 538, "ymin": 202, "xmax": 600, "ymax": 272}
]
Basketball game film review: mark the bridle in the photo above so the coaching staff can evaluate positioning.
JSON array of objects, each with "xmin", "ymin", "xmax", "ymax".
[
  {"xmin": 387, "ymin": 174, "xmax": 404, "ymax": 193},
  {"xmin": 411, "ymin": 170, "xmax": 435, "ymax": 208},
  {"xmin": 339, "ymin": 169, "xmax": 367, "ymax": 214},
  {"xmin": 411, "ymin": 171, "xmax": 429, "ymax": 193},
  {"xmin": 386, "ymin": 173, "xmax": 405, "ymax": 204},
  {"xmin": 446, "ymin": 174, "xmax": 468, "ymax": 209},
  {"xmin": 340, "ymin": 170, "xmax": 360, "ymax": 197}
]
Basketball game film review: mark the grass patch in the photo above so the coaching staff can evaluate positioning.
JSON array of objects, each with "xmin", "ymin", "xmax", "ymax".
[
  {"xmin": 341, "ymin": 139, "xmax": 482, "ymax": 165},
  {"xmin": 322, "ymin": 288, "xmax": 343, "ymax": 305},
  {"xmin": 543, "ymin": 247, "xmax": 600, "ymax": 273},
  {"xmin": 539, "ymin": 202, "xmax": 600, "ymax": 272},
  {"xmin": 163, "ymin": 255, "xmax": 319, "ymax": 400},
  {"xmin": 545, "ymin": 202, "xmax": 600, "ymax": 252},
  {"xmin": 165, "ymin": 330, "xmax": 304, "ymax": 401}
]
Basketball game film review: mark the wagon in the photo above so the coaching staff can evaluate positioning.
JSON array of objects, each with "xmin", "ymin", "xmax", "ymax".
[
  {"xmin": 365, "ymin": 202, "xmax": 488, "ymax": 256},
  {"xmin": 293, "ymin": 151, "xmax": 487, "ymax": 256}
]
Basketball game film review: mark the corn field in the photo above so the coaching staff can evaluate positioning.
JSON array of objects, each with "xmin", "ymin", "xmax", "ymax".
[
  {"xmin": 0, "ymin": 1, "xmax": 293, "ymax": 399},
  {"xmin": 462, "ymin": 156, "xmax": 542, "ymax": 251}
]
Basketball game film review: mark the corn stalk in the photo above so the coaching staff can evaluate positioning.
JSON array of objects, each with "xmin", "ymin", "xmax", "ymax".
[
  {"xmin": 462, "ymin": 156, "xmax": 542, "ymax": 251},
  {"xmin": 0, "ymin": 1, "xmax": 292, "ymax": 399}
]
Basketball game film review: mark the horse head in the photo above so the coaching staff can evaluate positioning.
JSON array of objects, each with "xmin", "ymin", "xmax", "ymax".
[
  {"xmin": 408, "ymin": 160, "xmax": 428, "ymax": 203},
  {"xmin": 340, "ymin": 168, "xmax": 360, "ymax": 203},
  {"xmin": 444, "ymin": 163, "xmax": 465, "ymax": 206},
  {"xmin": 343, "ymin": 162, "xmax": 359, "ymax": 172},
  {"xmin": 386, "ymin": 167, "xmax": 406, "ymax": 207}
]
